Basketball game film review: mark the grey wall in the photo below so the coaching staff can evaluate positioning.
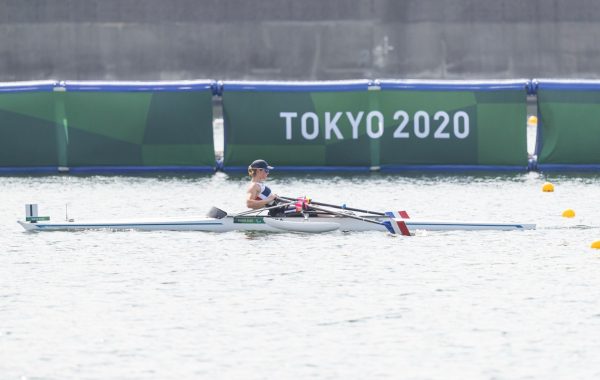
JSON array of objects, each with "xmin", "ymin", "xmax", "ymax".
[{"xmin": 2, "ymin": 0, "xmax": 600, "ymax": 81}]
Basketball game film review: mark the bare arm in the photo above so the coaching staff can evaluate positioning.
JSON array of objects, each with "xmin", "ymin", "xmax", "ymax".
[{"xmin": 246, "ymin": 184, "xmax": 277, "ymax": 209}]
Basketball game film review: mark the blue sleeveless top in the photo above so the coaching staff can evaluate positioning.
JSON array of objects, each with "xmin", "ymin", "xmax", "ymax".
[{"xmin": 255, "ymin": 182, "xmax": 272, "ymax": 201}]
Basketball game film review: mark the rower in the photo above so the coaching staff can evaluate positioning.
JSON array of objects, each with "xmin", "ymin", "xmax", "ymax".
[
  {"xmin": 246, "ymin": 159, "xmax": 278, "ymax": 211},
  {"xmin": 246, "ymin": 159, "xmax": 311, "ymax": 217}
]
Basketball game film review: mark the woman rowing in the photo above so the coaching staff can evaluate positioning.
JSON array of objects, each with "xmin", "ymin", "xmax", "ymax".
[
  {"xmin": 246, "ymin": 159, "xmax": 312, "ymax": 216},
  {"xmin": 246, "ymin": 159, "xmax": 304, "ymax": 216},
  {"xmin": 246, "ymin": 159, "xmax": 279, "ymax": 210}
]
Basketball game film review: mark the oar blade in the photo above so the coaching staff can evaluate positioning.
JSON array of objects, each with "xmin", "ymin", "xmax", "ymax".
[
  {"xmin": 382, "ymin": 219, "xmax": 411, "ymax": 236},
  {"xmin": 207, "ymin": 207, "xmax": 228, "ymax": 219},
  {"xmin": 385, "ymin": 210, "xmax": 410, "ymax": 219}
]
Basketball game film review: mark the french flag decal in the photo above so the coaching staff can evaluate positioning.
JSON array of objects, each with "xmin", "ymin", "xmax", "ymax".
[
  {"xmin": 385, "ymin": 211, "xmax": 410, "ymax": 219},
  {"xmin": 383, "ymin": 220, "xmax": 411, "ymax": 236}
]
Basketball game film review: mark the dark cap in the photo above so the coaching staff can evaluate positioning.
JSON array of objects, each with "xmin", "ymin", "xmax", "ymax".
[{"xmin": 249, "ymin": 159, "xmax": 274, "ymax": 170}]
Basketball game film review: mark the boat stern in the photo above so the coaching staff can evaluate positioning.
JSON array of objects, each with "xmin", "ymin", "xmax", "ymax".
[{"xmin": 18, "ymin": 220, "xmax": 40, "ymax": 231}]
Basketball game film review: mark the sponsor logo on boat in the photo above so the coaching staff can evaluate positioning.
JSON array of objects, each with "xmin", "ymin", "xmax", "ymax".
[
  {"xmin": 26, "ymin": 216, "xmax": 50, "ymax": 222},
  {"xmin": 233, "ymin": 216, "xmax": 265, "ymax": 224}
]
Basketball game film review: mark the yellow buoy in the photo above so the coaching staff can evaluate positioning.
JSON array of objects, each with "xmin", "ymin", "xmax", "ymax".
[
  {"xmin": 562, "ymin": 209, "xmax": 575, "ymax": 218},
  {"xmin": 527, "ymin": 115, "xmax": 538, "ymax": 125},
  {"xmin": 592, "ymin": 241, "xmax": 600, "ymax": 249},
  {"xmin": 542, "ymin": 182, "xmax": 554, "ymax": 192}
]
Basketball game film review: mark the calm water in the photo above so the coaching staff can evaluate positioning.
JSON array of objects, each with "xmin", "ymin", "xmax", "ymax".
[{"xmin": 2, "ymin": 172, "xmax": 600, "ymax": 380}]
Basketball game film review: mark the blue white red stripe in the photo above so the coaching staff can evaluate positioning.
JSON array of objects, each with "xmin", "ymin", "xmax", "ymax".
[
  {"xmin": 385, "ymin": 210, "xmax": 410, "ymax": 219},
  {"xmin": 382, "ymin": 219, "xmax": 411, "ymax": 236}
]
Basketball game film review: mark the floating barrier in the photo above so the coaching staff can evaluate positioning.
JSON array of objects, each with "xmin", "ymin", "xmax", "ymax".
[
  {"xmin": 2, "ymin": 78, "xmax": 600, "ymax": 173},
  {"xmin": 0, "ymin": 81, "xmax": 60, "ymax": 170},
  {"xmin": 61, "ymin": 81, "xmax": 216, "ymax": 172},
  {"xmin": 221, "ymin": 80, "xmax": 374, "ymax": 171},
  {"xmin": 221, "ymin": 79, "xmax": 530, "ymax": 172},
  {"xmin": 0, "ymin": 80, "xmax": 217, "ymax": 173},
  {"xmin": 376, "ymin": 80, "xmax": 529, "ymax": 171},
  {"xmin": 535, "ymin": 80, "xmax": 600, "ymax": 171}
]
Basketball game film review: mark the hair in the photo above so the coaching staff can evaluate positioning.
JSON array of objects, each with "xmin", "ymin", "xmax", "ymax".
[{"xmin": 248, "ymin": 167, "xmax": 257, "ymax": 177}]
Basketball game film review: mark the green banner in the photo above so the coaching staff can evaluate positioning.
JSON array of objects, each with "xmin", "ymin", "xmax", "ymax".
[
  {"xmin": 378, "ymin": 88, "xmax": 527, "ymax": 167},
  {"xmin": 222, "ymin": 81, "xmax": 528, "ymax": 169},
  {"xmin": 223, "ymin": 88, "xmax": 373, "ymax": 168},
  {"xmin": 64, "ymin": 83, "xmax": 215, "ymax": 168},
  {"xmin": 537, "ymin": 83, "xmax": 600, "ymax": 165},
  {"xmin": 0, "ymin": 84, "xmax": 59, "ymax": 167},
  {"xmin": 0, "ymin": 81, "xmax": 216, "ymax": 170}
]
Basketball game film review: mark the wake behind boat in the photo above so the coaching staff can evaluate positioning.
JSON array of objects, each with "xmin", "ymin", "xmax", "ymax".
[{"xmin": 18, "ymin": 202, "xmax": 536, "ymax": 234}]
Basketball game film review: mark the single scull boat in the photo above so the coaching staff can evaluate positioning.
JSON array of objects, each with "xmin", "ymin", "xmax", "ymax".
[{"xmin": 18, "ymin": 205, "xmax": 535, "ymax": 233}]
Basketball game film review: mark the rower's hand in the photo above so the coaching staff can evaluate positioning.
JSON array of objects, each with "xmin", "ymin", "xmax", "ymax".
[{"xmin": 266, "ymin": 194, "xmax": 278, "ymax": 204}]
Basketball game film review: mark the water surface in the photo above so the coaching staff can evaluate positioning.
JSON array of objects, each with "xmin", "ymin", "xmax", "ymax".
[{"xmin": 2, "ymin": 172, "xmax": 600, "ymax": 379}]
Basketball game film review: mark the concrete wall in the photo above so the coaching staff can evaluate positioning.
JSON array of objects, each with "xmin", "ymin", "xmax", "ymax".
[{"xmin": 2, "ymin": 0, "xmax": 600, "ymax": 81}]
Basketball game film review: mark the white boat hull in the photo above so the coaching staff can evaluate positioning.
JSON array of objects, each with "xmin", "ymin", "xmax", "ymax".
[{"xmin": 18, "ymin": 214, "xmax": 535, "ymax": 233}]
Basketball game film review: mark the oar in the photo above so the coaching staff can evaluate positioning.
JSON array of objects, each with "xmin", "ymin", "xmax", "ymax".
[
  {"xmin": 279, "ymin": 196, "xmax": 410, "ymax": 219},
  {"xmin": 280, "ymin": 196, "xmax": 384, "ymax": 215},
  {"xmin": 208, "ymin": 201, "xmax": 296, "ymax": 219},
  {"xmin": 300, "ymin": 202, "xmax": 411, "ymax": 236},
  {"xmin": 232, "ymin": 200, "xmax": 296, "ymax": 217}
]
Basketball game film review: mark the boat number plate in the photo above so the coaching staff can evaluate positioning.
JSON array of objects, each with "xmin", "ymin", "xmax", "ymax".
[
  {"xmin": 233, "ymin": 216, "xmax": 265, "ymax": 224},
  {"xmin": 26, "ymin": 216, "xmax": 50, "ymax": 222}
]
